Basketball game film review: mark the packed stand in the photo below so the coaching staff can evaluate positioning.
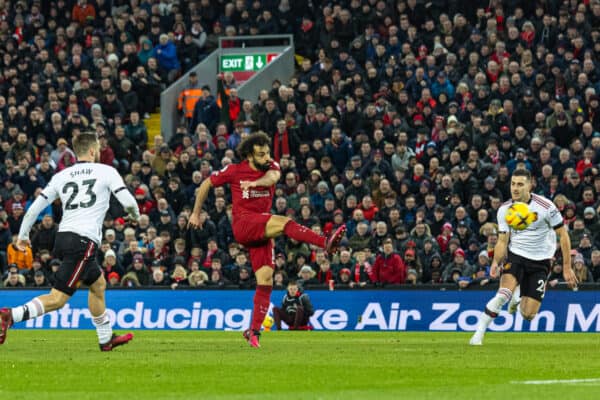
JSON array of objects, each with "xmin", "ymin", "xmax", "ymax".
[{"xmin": 2, "ymin": 1, "xmax": 600, "ymax": 291}]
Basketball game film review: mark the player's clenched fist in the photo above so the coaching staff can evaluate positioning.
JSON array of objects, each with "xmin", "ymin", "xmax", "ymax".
[
  {"xmin": 563, "ymin": 267, "xmax": 578, "ymax": 289},
  {"xmin": 188, "ymin": 213, "xmax": 202, "ymax": 229}
]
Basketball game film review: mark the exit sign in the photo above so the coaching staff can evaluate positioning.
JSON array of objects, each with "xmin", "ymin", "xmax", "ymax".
[
  {"xmin": 220, "ymin": 53, "xmax": 280, "ymax": 72},
  {"xmin": 221, "ymin": 54, "xmax": 267, "ymax": 72}
]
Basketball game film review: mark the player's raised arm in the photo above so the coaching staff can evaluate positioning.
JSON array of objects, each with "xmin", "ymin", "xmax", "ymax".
[
  {"xmin": 17, "ymin": 182, "xmax": 59, "ymax": 249},
  {"xmin": 490, "ymin": 232, "xmax": 509, "ymax": 278},
  {"xmin": 189, "ymin": 178, "xmax": 212, "ymax": 228},
  {"xmin": 555, "ymin": 224, "xmax": 577, "ymax": 288},
  {"xmin": 240, "ymin": 169, "xmax": 281, "ymax": 190},
  {"xmin": 17, "ymin": 195, "xmax": 51, "ymax": 249},
  {"xmin": 109, "ymin": 168, "xmax": 141, "ymax": 222}
]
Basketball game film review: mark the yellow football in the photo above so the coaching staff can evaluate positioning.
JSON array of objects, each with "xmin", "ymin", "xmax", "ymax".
[
  {"xmin": 262, "ymin": 315, "xmax": 274, "ymax": 329},
  {"xmin": 505, "ymin": 202, "xmax": 534, "ymax": 230}
]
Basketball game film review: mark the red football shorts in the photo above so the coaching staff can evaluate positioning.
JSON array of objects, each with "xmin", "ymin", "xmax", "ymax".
[{"xmin": 232, "ymin": 213, "xmax": 274, "ymax": 271}]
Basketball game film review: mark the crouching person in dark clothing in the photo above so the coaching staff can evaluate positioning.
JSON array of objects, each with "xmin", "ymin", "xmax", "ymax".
[{"xmin": 272, "ymin": 281, "xmax": 314, "ymax": 330}]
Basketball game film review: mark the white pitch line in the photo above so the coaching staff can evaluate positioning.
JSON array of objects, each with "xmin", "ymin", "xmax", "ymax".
[{"xmin": 512, "ymin": 378, "xmax": 600, "ymax": 385}]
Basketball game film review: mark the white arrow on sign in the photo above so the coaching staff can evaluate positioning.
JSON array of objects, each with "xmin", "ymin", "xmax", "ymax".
[{"xmin": 255, "ymin": 57, "xmax": 264, "ymax": 69}]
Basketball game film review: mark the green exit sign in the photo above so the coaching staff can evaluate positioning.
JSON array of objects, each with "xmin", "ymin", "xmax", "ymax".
[{"xmin": 221, "ymin": 54, "xmax": 267, "ymax": 72}]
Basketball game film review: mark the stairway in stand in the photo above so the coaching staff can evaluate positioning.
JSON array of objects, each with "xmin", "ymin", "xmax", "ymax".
[{"xmin": 145, "ymin": 113, "xmax": 161, "ymax": 149}]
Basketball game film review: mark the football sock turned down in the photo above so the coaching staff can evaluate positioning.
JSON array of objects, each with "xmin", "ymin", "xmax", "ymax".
[
  {"xmin": 511, "ymin": 285, "xmax": 521, "ymax": 304},
  {"xmin": 11, "ymin": 298, "xmax": 45, "ymax": 323},
  {"xmin": 284, "ymin": 220, "xmax": 327, "ymax": 248},
  {"xmin": 475, "ymin": 288, "xmax": 513, "ymax": 331},
  {"xmin": 250, "ymin": 285, "xmax": 273, "ymax": 332},
  {"xmin": 92, "ymin": 311, "xmax": 113, "ymax": 345}
]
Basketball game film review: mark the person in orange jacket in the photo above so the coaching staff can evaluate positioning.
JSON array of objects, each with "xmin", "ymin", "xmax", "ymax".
[
  {"xmin": 177, "ymin": 72, "xmax": 203, "ymax": 122},
  {"xmin": 7, "ymin": 236, "xmax": 33, "ymax": 272}
]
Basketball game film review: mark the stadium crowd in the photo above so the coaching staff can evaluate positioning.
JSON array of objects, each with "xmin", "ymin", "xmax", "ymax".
[{"xmin": 1, "ymin": 0, "xmax": 600, "ymax": 290}]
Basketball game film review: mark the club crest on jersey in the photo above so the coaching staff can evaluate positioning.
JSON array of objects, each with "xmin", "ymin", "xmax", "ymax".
[
  {"xmin": 240, "ymin": 181, "xmax": 269, "ymax": 199},
  {"xmin": 503, "ymin": 263, "xmax": 511, "ymax": 271}
]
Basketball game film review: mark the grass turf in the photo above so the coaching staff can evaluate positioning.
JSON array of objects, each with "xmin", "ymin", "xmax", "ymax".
[{"xmin": 0, "ymin": 330, "xmax": 599, "ymax": 400}]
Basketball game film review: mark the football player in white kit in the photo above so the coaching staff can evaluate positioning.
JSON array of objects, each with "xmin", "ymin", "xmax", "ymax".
[
  {"xmin": 470, "ymin": 169, "xmax": 578, "ymax": 345},
  {"xmin": 0, "ymin": 132, "xmax": 141, "ymax": 351}
]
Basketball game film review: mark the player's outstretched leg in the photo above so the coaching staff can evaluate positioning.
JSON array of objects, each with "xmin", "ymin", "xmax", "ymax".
[
  {"xmin": 508, "ymin": 285, "xmax": 521, "ymax": 314},
  {"xmin": 1, "ymin": 292, "xmax": 67, "ymax": 345},
  {"xmin": 470, "ymin": 287, "xmax": 512, "ymax": 345},
  {"xmin": 282, "ymin": 219, "xmax": 347, "ymax": 254},
  {"xmin": 266, "ymin": 216, "xmax": 346, "ymax": 255}
]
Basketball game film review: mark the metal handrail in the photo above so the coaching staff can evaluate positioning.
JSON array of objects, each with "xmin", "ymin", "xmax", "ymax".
[{"xmin": 218, "ymin": 34, "xmax": 294, "ymax": 48}]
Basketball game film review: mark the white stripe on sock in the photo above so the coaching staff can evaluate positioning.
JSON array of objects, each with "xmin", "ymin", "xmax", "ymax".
[
  {"xmin": 92, "ymin": 311, "xmax": 113, "ymax": 344},
  {"xmin": 11, "ymin": 299, "xmax": 46, "ymax": 323}
]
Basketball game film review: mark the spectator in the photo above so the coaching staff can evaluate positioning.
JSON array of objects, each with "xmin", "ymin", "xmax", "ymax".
[
  {"xmin": 442, "ymin": 248, "xmax": 475, "ymax": 283},
  {"xmin": 126, "ymin": 255, "xmax": 151, "ymax": 286},
  {"xmin": 573, "ymin": 253, "xmax": 594, "ymax": 284},
  {"xmin": 188, "ymin": 270, "xmax": 209, "ymax": 287},
  {"xmin": 107, "ymin": 272, "xmax": 121, "ymax": 288},
  {"xmin": 272, "ymin": 281, "xmax": 314, "ymax": 330},
  {"xmin": 297, "ymin": 265, "xmax": 318, "ymax": 288},
  {"xmin": 30, "ymin": 270, "xmax": 49, "ymax": 288},
  {"xmin": 190, "ymin": 86, "xmax": 219, "ymax": 132},
  {"xmin": 177, "ymin": 72, "xmax": 203, "ymax": 124},
  {"xmin": 102, "ymin": 249, "xmax": 124, "ymax": 280},
  {"xmin": 3, "ymin": 268, "xmax": 25, "ymax": 288},
  {"xmin": 151, "ymin": 269, "xmax": 170, "ymax": 287},
  {"xmin": 372, "ymin": 238, "xmax": 406, "ymax": 285},
  {"xmin": 153, "ymin": 34, "xmax": 181, "ymax": 83},
  {"xmin": 0, "ymin": 0, "xmax": 597, "ymax": 292},
  {"xmin": 7, "ymin": 237, "xmax": 33, "ymax": 272},
  {"xmin": 72, "ymin": 0, "xmax": 96, "ymax": 25}
]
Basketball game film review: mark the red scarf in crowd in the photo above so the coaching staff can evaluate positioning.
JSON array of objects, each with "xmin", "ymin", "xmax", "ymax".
[
  {"xmin": 229, "ymin": 97, "xmax": 241, "ymax": 122},
  {"xmin": 317, "ymin": 269, "xmax": 334, "ymax": 283},
  {"xmin": 354, "ymin": 263, "xmax": 361, "ymax": 283},
  {"xmin": 273, "ymin": 129, "xmax": 290, "ymax": 162}
]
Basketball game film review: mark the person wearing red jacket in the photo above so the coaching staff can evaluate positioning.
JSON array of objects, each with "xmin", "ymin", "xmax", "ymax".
[{"xmin": 372, "ymin": 238, "xmax": 406, "ymax": 284}]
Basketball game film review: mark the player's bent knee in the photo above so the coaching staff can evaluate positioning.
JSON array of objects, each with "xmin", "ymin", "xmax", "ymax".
[
  {"xmin": 90, "ymin": 276, "xmax": 107, "ymax": 294},
  {"xmin": 255, "ymin": 266, "xmax": 274, "ymax": 285},
  {"xmin": 520, "ymin": 310, "xmax": 536, "ymax": 321},
  {"xmin": 265, "ymin": 215, "xmax": 290, "ymax": 237}
]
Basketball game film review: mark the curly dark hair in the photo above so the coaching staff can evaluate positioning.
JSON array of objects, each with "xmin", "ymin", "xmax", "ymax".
[{"xmin": 236, "ymin": 131, "xmax": 271, "ymax": 159}]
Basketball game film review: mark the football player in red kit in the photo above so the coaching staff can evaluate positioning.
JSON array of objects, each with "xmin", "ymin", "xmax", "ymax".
[{"xmin": 189, "ymin": 132, "xmax": 345, "ymax": 348}]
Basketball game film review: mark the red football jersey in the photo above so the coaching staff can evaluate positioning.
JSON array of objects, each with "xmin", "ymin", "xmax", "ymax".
[{"xmin": 209, "ymin": 160, "xmax": 280, "ymax": 217}]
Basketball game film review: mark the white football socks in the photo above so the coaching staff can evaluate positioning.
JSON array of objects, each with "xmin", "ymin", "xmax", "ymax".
[
  {"xmin": 509, "ymin": 285, "xmax": 521, "ymax": 310},
  {"xmin": 471, "ymin": 288, "xmax": 513, "ymax": 345},
  {"xmin": 11, "ymin": 298, "xmax": 45, "ymax": 323},
  {"xmin": 92, "ymin": 311, "xmax": 113, "ymax": 345}
]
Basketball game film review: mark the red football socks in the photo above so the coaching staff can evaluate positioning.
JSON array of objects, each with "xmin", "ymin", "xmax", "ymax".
[
  {"xmin": 283, "ymin": 220, "xmax": 327, "ymax": 248},
  {"xmin": 251, "ymin": 285, "xmax": 273, "ymax": 331}
]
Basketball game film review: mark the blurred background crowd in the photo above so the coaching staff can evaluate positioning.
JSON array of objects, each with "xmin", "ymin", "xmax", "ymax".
[{"xmin": 1, "ymin": 0, "xmax": 600, "ymax": 290}]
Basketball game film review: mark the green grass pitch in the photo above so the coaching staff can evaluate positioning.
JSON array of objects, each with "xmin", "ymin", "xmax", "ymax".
[{"xmin": 1, "ymin": 330, "xmax": 599, "ymax": 399}]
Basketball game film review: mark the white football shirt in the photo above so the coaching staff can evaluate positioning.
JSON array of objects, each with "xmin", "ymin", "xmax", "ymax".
[
  {"xmin": 40, "ymin": 162, "xmax": 129, "ymax": 243},
  {"xmin": 497, "ymin": 193, "xmax": 564, "ymax": 261}
]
